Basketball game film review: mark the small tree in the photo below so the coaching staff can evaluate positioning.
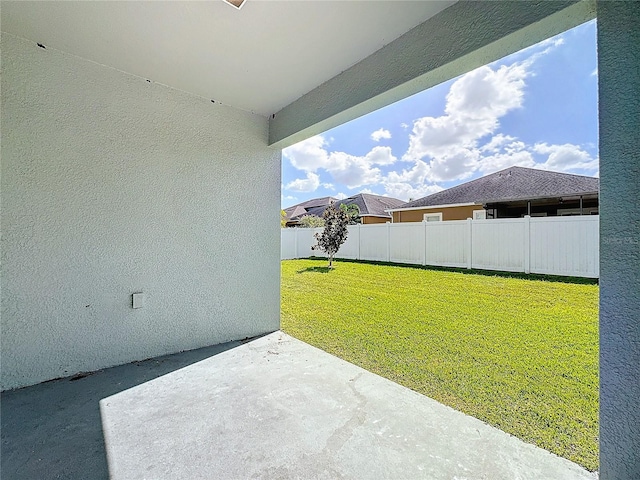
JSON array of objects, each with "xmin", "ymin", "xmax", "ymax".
[
  {"xmin": 281, "ymin": 210, "xmax": 287, "ymax": 228},
  {"xmin": 312, "ymin": 202, "xmax": 349, "ymax": 268},
  {"xmin": 340, "ymin": 203, "xmax": 361, "ymax": 225},
  {"xmin": 299, "ymin": 215, "xmax": 325, "ymax": 228}
]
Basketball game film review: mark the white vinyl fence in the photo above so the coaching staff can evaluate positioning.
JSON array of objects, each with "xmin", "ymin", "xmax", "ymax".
[{"xmin": 281, "ymin": 216, "xmax": 599, "ymax": 278}]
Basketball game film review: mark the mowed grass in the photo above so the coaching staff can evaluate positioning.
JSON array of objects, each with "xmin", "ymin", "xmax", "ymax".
[{"xmin": 281, "ymin": 259, "xmax": 599, "ymax": 471}]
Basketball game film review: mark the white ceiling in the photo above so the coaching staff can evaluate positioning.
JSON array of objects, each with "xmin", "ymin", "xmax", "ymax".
[{"xmin": 1, "ymin": 1, "xmax": 456, "ymax": 117}]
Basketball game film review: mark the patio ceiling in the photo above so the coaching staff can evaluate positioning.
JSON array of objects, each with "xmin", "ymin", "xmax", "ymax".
[
  {"xmin": 0, "ymin": 0, "xmax": 455, "ymax": 117},
  {"xmin": 1, "ymin": 1, "xmax": 595, "ymax": 148}
]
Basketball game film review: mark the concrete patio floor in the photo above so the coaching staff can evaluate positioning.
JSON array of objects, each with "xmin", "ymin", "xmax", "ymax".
[{"xmin": 1, "ymin": 332, "xmax": 596, "ymax": 479}]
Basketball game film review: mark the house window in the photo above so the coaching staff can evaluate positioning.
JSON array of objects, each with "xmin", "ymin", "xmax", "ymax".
[
  {"xmin": 473, "ymin": 209, "xmax": 486, "ymax": 220},
  {"xmin": 423, "ymin": 213, "xmax": 443, "ymax": 222}
]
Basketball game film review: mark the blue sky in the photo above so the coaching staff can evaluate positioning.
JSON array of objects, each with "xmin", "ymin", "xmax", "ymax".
[{"xmin": 281, "ymin": 20, "xmax": 598, "ymax": 208}]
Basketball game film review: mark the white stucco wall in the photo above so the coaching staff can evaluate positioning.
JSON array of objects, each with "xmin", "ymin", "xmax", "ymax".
[{"xmin": 1, "ymin": 33, "xmax": 281, "ymax": 391}]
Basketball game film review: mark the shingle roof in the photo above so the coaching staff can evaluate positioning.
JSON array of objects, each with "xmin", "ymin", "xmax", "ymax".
[
  {"xmin": 336, "ymin": 193, "xmax": 405, "ymax": 217},
  {"xmin": 284, "ymin": 193, "xmax": 404, "ymax": 222},
  {"xmin": 284, "ymin": 196, "xmax": 337, "ymax": 222},
  {"xmin": 297, "ymin": 196, "xmax": 338, "ymax": 209},
  {"xmin": 394, "ymin": 167, "xmax": 599, "ymax": 209}
]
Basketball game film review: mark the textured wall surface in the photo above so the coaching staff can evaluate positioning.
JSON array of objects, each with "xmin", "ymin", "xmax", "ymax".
[
  {"xmin": 597, "ymin": 1, "xmax": 640, "ymax": 478},
  {"xmin": 1, "ymin": 34, "xmax": 281, "ymax": 391}
]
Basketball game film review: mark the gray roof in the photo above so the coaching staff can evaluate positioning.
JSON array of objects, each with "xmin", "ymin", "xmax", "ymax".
[
  {"xmin": 284, "ymin": 193, "xmax": 404, "ymax": 222},
  {"xmin": 284, "ymin": 196, "xmax": 337, "ymax": 222},
  {"xmin": 336, "ymin": 193, "xmax": 405, "ymax": 217},
  {"xmin": 395, "ymin": 167, "xmax": 599, "ymax": 209}
]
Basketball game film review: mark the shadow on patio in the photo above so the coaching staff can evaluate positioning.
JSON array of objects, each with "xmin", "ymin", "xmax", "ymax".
[
  {"xmin": 2, "ymin": 332, "xmax": 595, "ymax": 479},
  {"xmin": 0, "ymin": 338, "xmax": 244, "ymax": 479}
]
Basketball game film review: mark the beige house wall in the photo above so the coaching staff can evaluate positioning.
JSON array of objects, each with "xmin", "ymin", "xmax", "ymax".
[
  {"xmin": 392, "ymin": 205, "xmax": 481, "ymax": 223},
  {"xmin": 361, "ymin": 216, "xmax": 390, "ymax": 225}
]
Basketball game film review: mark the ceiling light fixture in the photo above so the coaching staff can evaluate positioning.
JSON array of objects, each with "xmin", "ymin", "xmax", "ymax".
[{"xmin": 223, "ymin": 0, "xmax": 246, "ymax": 10}]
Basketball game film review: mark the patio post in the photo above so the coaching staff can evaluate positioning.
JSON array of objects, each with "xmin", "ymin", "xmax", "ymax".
[{"xmin": 597, "ymin": 1, "xmax": 640, "ymax": 478}]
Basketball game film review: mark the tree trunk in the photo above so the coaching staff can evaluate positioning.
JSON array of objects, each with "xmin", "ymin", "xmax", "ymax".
[{"xmin": 328, "ymin": 254, "xmax": 333, "ymax": 269}]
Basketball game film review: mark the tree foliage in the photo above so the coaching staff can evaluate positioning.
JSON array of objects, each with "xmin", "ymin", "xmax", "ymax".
[
  {"xmin": 281, "ymin": 210, "xmax": 287, "ymax": 228},
  {"xmin": 299, "ymin": 215, "xmax": 325, "ymax": 228},
  {"xmin": 312, "ymin": 202, "xmax": 349, "ymax": 268},
  {"xmin": 340, "ymin": 203, "xmax": 361, "ymax": 225}
]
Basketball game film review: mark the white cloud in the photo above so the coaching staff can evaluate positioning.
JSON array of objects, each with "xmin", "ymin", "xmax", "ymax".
[
  {"xmin": 479, "ymin": 150, "xmax": 536, "ymax": 174},
  {"xmin": 401, "ymin": 35, "xmax": 566, "ymax": 183},
  {"xmin": 283, "ymin": 134, "xmax": 445, "ymax": 200},
  {"xmin": 334, "ymin": 192, "xmax": 348, "ymax": 200},
  {"xmin": 480, "ymin": 134, "xmax": 517, "ymax": 153},
  {"xmin": 371, "ymin": 128, "xmax": 392, "ymax": 142},
  {"xmin": 386, "ymin": 160, "xmax": 430, "ymax": 184},
  {"xmin": 404, "ymin": 62, "xmax": 529, "ymax": 169},
  {"xmin": 445, "ymin": 63, "xmax": 528, "ymax": 120},
  {"xmin": 381, "ymin": 160, "xmax": 443, "ymax": 200},
  {"xmin": 532, "ymin": 143, "xmax": 599, "ymax": 172},
  {"xmin": 476, "ymin": 138, "xmax": 597, "ymax": 175},
  {"xmin": 591, "ymin": 68, "xmax": 598, "ymax": 77},
  {"xmin": 325, "ymin": 151, "xmax": 382, "ymax": 188},
  {"xmin": 365, "ymin": 146, "xmax": 397, "ymax": 166},
  {"xmin": 282, "ymin": 135, "xmax": 329, "ymax": 172},
  {"xmin": 285, "ymin": 172, "xmax": 320, "ymax": 192},
  {"xmin": 284, "ymin": 135, "xmax": 395, "ymax": 189},
  {"xmin": 382, "ymin": 182, "xmax": 443, "ymax": 202},
  {"xmin": 400, "ymin": 123, "xmax": 409, "ymax": 130},
  {"xmin": 514, "ymin": 35, "xmax": 565, "ymax": 63},
  {"xmin": 428, "ymin": 148, "xmax": 481, "ymax": 182}
]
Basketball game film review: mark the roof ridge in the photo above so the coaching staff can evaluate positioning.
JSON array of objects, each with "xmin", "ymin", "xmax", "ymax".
[
  {"xmin": 502, "ymin": 165, "xmax": 599, "ymax": 179},
  {"xmin": 360, "ymin": 194, "xmax": 372, "ymax": 213}
]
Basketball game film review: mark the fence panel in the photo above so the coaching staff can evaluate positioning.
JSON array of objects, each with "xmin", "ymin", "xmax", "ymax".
[
  {"xmin": 472, "ymin": 219, "xmax": 525, "ymax": 272},
  {"xmin": 359, "ymin": 224, "xmax": 390, "ymax": 262},
  {"xmin": 295, "ymin": 228, "xmax": 323, "ymax": 258},
  {"xmin": 389, "ymin": 223, "xmax": 425, "ymax": 265},
  {"xmin": 425, "ymin": 220, "xmax": 468, "ymax": 268},
  {"xmin": 281, "ymin": 216, "xmax": 600, "ymax": 278},
  {"xmin": 281, "ymin": 228, "xmax": 297, "ymax": 259},
  {"xmin": 530, "ymin": 216, "xmax": 599, "ymax": 278},
  {"xmin": 337, "ymin": 225, "xmax": 361, "ymax": 260}
]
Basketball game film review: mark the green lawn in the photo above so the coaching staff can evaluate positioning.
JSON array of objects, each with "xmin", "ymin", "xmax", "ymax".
[{"xmin": 281, "ymin": 259, "xmax": 599, "ymax": 471}]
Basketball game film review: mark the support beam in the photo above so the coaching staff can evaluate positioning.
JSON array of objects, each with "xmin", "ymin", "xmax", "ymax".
[
  {"xmin": 269, "ymin": 0, "xmax": 595, "ymax": 148},
  {"xmin": 597, "ymin": 1, "xmax": 640, "ymax": 478}
]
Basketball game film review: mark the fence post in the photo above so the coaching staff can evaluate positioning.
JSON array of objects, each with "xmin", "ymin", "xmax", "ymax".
[
  {"xmin": 294, "ymin": 228, "xmax": 299, "ymax": 259},
  {"xmin": 466, "ymin": 218, "xmax": 473, "ymax": 270},
  {"xmin": 357, "ymin": 224, "xmax": 361, "ymax": 260},
  {"xmin": 524, "ymin": 215, "xmax": 531, "ymax": 274},
  {"xmin": 423, "ymin": 221, "xmax": 427, "ymax": 266},
  {"xmin": 387, "ymin": 222, "xmax": 391, "ymax": 263}
]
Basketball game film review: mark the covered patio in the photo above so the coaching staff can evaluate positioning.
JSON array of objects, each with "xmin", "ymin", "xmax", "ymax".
[
  {"xmin": 2, "ymin": 1, "xmax": 638, "ymax": 478},
  {"xmin": 2, "ymin": 332, "xmax": 595, "ymax": 479}
]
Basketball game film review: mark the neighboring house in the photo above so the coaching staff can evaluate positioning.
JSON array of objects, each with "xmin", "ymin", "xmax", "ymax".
[
  {"xmin": 388, "ymin": 166, "xmax": 599, "ymax": 223},
  {"xmin": 283, "ymin": 196, "xmax": 337, "ymax": 227},
  {"xmin": 337, "ymin": 193, "xmax": 405, "ymax": 224},
  {"xmin": 285, "ymin": 193, "xmax": 404, "ymax": 226}
]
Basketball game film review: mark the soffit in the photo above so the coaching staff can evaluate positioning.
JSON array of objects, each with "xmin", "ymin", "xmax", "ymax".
[{"xmin": 1, "ymin": 1, "xmax": 456, "ymax": 116}]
